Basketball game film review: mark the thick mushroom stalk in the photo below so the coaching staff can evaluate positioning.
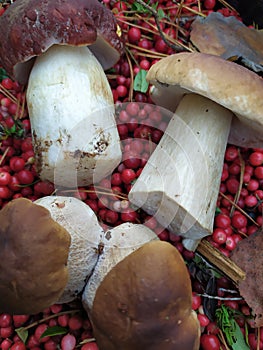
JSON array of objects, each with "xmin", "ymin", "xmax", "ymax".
[
  {"xmin": 27, "ymin": 45, "xmax": 122, "ymax": 187},
  {"xmin": 82, "ymin": 225, "xmax": 200, "ymax": 350},
  {"xmin": 129, "ymin": 94, "xmax": 232, "ymax": 250},
  {"xmin": 129, "ymin": 52, "xmax": 263, "ymax": 250},
  {"xmin": 35, "ymin": 195, "xmax": 104, "ymax": 303}
]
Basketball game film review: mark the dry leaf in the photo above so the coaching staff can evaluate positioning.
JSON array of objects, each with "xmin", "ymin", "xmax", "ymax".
[
  {"xmin": 230, "ymin": 228, "xmax": 263, "ymax": 327},
  {"xmin": 190, "ymin": 12, "xmax": 263, "ymax": 73}
]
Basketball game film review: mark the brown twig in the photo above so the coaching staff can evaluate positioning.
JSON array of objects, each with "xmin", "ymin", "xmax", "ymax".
[
  {"xmin": 134, "ymin": 0, "xmax": 186, "ymax": 52},
  {"xmin": 196, "ymin": 239, "xmax": 246, "ymax": 285}
]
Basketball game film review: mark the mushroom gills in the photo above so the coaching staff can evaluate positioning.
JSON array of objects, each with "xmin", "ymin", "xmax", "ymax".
[
  {"xmin": 129, "ymin": 93, "xmax": 233, "ymax": 250},
  {"xmin": 26, "ymin": 44, "xmax": 122, "ymax": 187}
]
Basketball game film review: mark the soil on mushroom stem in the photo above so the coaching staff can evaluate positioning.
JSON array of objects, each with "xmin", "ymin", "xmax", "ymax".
[{"xmin": 0, "ymin": 0, "xmax": 263, "ymax": 349}]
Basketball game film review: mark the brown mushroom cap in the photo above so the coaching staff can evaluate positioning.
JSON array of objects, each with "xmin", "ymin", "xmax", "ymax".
[
  {"xmin": 0, "ymin": 0, "xmax": 124, "ymax": 84},
  {"xmin": 90, "ymin": 240, "xmax": 200, "ymax": 350},
  {"xmin": 0, "ymin": 198, "xmax": 71, "ymax": 314},
  {"xmin": 147, "ymin": 52, "xmax": 263, "ymax": 147}
]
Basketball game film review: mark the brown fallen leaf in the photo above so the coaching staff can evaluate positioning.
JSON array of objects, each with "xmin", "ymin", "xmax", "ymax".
[
  {"xmin": 230, "ymin": 228, "xmax": 263, "ymax": 327},
  {"xmin": 190, "ymin": 12, "xmax": 263, "ymax": 73}
]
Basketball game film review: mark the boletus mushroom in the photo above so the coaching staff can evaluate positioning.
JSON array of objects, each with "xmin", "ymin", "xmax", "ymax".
[
  {"xmin": 0, "ymin": 0, "xmax": 124, "ymax": 187},
  {"xmin": 34, "ymin": 195, "xmax": 104, "ymax": 303},
  {"xmin": 82, "ymin": 223, "xmax": 200, "ymax": 350},
  {"xmin": 0, "ymin": 196, "xmax": 105, "ymax": 314},
  {"xmin": 0, "ymin": 198, "xmax": 71, "ymax": 314},
  {"xmin": 129, "ymin": 52, "xmax": 263, "ymax": 250}
]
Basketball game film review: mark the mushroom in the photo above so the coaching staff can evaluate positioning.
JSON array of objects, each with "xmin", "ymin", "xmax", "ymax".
[
  {"xmin": 0, "ymin": 195, "xmax": 106, "ymax": 314},
  {"xmin": 82, "ymin": 224, "xmax": 200, "ymax": 350},
  {"xmin": 34, "ymin": 195, "xmax": 104, "ymax": 303},
  {"xmin": 0, "ymin": 0, "xmax": 124, "ymax": 187},
  {"xmin": 0, "ymin": 198, "xmax": 71, "ymax": 314},
  {"xmin": 129, "ymin": 52, "xmax": 263, "ymax": 250}
]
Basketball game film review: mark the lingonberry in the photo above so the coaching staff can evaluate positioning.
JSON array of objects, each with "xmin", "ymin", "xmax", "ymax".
[
  {"xmin": 61, "ymin": 334, "xmax": 76, "ymax": 350},
  {"xmin": 127, "ymin": 27, "xmax": 141, "ymax": 43},
  {"xmin": 9, "ymin": 341, "xmax": 27, "ymax": 350},
  {"xmin": 81, "ymin": 343, "xmax": 99, "ymax": 350},
  {"xmin": 212, "ymin": 228, "xmax": 227, "ymax": 244},
  {"xmin": 200, "ymin": 334, "xmax": 220, "ymax": 350},
  {"xmin": 198, "ymin": 313, "xmax": 210, "ymax": 327},
  {"xmin": 0, "ymin": 314, "xmax": 12, "ymax": 328},
  {"xmin": 68, "ymin": 315, "xmax": 83, "ymax": 331},
  {"xmin": 120, "ymin": 168, "xmax": 136, "ymax": 184},
  {"xmin": 231, "ymin": 213, "xmax": 248, "ymax": 229},
  {"xmin": 247, "ymin": 178, "xmax": 259, "ymax": 191},
  {"xmin": 214, "ymin": 213, "xmax": 231, "ymax": 229},
  {"xmin": 17, "ymin": 169, "xmax": 34, "ymax": 185},
  {"xmin": 0, "ymin": 171, "xmax": 11, "ymax": 186},
  {"xmin": 249, "ymin": 151, "xmax": 263, "ymax": 166}
]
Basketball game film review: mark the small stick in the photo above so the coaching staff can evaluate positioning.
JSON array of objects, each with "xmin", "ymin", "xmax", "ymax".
[{"xmin": 196, "ymin": 239, "xmax": 246, "ymax": 285}]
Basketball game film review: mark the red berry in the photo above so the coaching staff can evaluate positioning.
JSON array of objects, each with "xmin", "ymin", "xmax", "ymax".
[
  {"xmin": 17, "ymin": 169, "xmax": 34, "ymax": 184},
  {"xmin": 212, "ymin": 228, "xmax": 227, "ymax": 244},
  {"xmin": 249, "ymin": 151, "xmax": 263, "ymax": 166},
  {"xmin": 214, "ymin": 214, "xmax": 231, "ymax": 229},
  {"xmin": 231, "ymin": 213, "xmax": 247, "ymax": 229},
  {"xmin": 121, "ymin": 168, "xmax": 136, "ymax": 184},
  {"xmin": 127, "ymin": 27, "xmax": 141, "ymax": 43},
  {"xmin": 61, "ymin": 334, "xmax": 76, "ymax": 350},
  {"xmin": 0, "ymin": 314, "xmax": 12, "ymax": 328},
  {"xmin": 200, "ymin": 334, "xmax": 220, "ymax": 350}
]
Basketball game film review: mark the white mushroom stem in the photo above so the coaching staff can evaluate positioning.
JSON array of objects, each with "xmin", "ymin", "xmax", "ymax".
[
  {"xmin": 82, "ymin": 222, "xmax": 159, "ymax": 312},
  {"xmin": 27, "ymin": 44, "xmax": 122, "ymax": 188},
  {"xmin": 34, "ymin": 196, "xmax": 104, "ymax": 303},
  {"xmin": 129, "ymin": 93, "xmax": 233, "ymax": 251}
]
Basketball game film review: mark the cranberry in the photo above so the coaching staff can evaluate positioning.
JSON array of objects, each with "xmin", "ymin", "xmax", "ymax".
[
  {"xmin": 192, "ymin": 293, "xmax": 201, "ymax": 310},
  {"xmin": 68, "ymin": 315, "xmax": 83, "ymax": 331},
  {"xmin": 81, "ymin": 343, "xmax": 99, "ymax": 350},
  {"xmin": 17, "ymin": 169, "xmax": 34, "ymax": 184},
  {"xmin": 0, "ymin": 314, "xmax": 12, "ymax": 328},
  {"xmin": 61, "ymin": 334, "xmax": 76, "ymax": 350},
  {"xmin": 200, "ymin": 334, "xmax": 220, "ymax": 350},
  {"xmin": 249, "ymin": 151, "xmax": 263, "ymax": 166},
  {"xmin": 121, "ymin": 168, "xmax": 136, "ymax": 184},
  {"xmin": 127, "ymin": 27, "xmax": 141, "ymax": 43},
  {"xmin": 254, "ymin": 166, "xmax": 263, "ymax": 179},
  {"xmin": 212, "ymin": 228, "xmax": 227, "ymax": 244},
  {"xmin": 198, "ymin": 313, "xmax": 210, "ymax": 327},
  {"xmin": 9, "ymin": 342, "xmax": 26, "ymax": 350},
  {"xmin": 1, "ymin": 78, "xmax": 13, "ymax": 90},
  {"xmin": 214, "ymin": 213, "xmax": 231, "ymax": 229},
  {"xmin": 0, "ymin": 171, "xmax": 11, "ymax": 186},
  {"xmin": 231, "ymin": 213, "xmax": 248, "ymax": 229}
]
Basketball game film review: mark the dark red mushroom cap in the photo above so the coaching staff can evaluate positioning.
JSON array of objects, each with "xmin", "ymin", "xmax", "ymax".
[{"xmin": 0, "ymin": 0, "xmax": 124, "ymax": 84}]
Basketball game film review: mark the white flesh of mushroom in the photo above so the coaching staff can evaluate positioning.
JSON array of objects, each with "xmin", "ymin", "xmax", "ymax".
[
  {"xmin": 129, "ymin": 93, "xmax": 233, "ymax": 251},
  {"xmin": 82, "ymin": 222, "xmax": 159, "ymax": 312},
  {"xmin": 27, "ymin": 44, "xmax": 122, "ymax": 188},
  {"xmin": 35, "ymin": 196, "xmax": 104, "ymax": 303}
]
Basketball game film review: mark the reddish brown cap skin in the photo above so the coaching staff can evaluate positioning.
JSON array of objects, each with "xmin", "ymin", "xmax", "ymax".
[
  {"xmin": 90, "ymin": 240, "xmax": 200, "ymax": 350},
  {"xmin": 0, "ymin": 198, "xmax": 71, "ymax": 314},
  {"xmin": 0, "ymin": 0, "xmax": 123, "ymax": 84}
]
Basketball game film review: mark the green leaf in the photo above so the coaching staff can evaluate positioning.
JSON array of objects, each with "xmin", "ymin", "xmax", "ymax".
[
  {"xmin": 0, "ymin": 67, "xmax": 8, "ymax": 81},
  {"xmin": 40, "ymin": 326, "xmax": 68, "ymax": 338},
  {"xmin": 216, "ymin": 305, "xmax": 250, "ymax": 350},
  {"xmin": 215, "ymin": 207, "xmax": 221, "ymax": 215},
  {"xmin": 157, "ymin": 8, "xmax": 165, "ymax": 19},
  {"xmin": 232, "ymin": 319, "xmax": 250, "ymax": 350},
  {"xmin": 134, "ymin": 69, "xmax": 149, "ymax": 93},
  {"xmin": 16, "ymin": 327, "xmax": 29, "ymax": 344}
]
